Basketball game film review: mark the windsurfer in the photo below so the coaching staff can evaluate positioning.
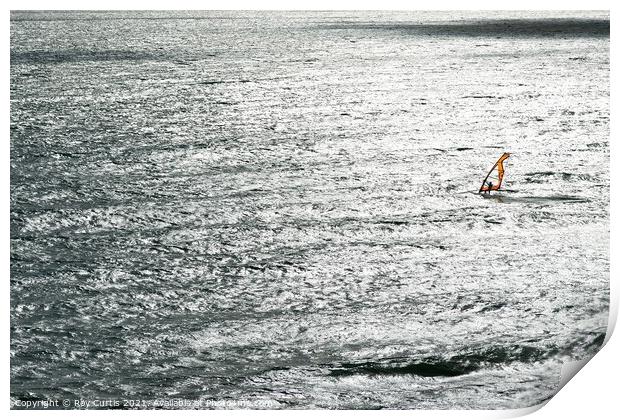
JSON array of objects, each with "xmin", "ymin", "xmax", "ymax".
[
  {"xmin": 486, "ymin": 181, "xmax": 493, "ymax": 193},
  {"xmin": 478, "ymin": 152, "xmax": 510, "ymax": 194}
]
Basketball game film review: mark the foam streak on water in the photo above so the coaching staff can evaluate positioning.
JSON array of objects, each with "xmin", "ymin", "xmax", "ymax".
[{"xmin": 10, "ymin": 11, "xmax": 609, "ymax": 409}]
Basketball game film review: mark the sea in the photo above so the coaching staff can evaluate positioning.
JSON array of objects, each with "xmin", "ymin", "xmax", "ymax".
[{"xmin": 10, "ymin": 10, "xmax": 609, "ymax": 409}]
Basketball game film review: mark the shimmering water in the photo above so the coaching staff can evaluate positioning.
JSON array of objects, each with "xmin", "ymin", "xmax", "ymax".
[{"xmin": 10, "ymin": 11, "xmax": 609, "ymax": 409}]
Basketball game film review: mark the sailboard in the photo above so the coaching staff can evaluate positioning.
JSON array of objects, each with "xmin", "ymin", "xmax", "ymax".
[{"xmin": 479, "ymin": 152, "xmax": 510, "ymax": 193}]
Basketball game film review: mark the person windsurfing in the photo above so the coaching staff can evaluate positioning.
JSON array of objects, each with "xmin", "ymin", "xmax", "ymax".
[
  {"xmin": 479, "ymin": 153, "xmax": 510, "ymax": 194},
  {"xmin": 485, "ymin": 181, "xmax": 493, "ymax": 194}
]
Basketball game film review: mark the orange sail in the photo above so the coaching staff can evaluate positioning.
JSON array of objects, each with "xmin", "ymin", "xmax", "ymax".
[{"xmin": 479, "ymin": 153, "xmax": 510, "ymax": 193}]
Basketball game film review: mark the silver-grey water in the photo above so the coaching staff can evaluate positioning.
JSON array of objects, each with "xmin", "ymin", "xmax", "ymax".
[{"xmin": 10, "ymin": 11, "xmax": 609, "ymax": 409}]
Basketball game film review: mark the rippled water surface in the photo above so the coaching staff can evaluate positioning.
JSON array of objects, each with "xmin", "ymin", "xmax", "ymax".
[{"xmin": 10, "ymin": 11, "xmax": 609, "ymax": 409}]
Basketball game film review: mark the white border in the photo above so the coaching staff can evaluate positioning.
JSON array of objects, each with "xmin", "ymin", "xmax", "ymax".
[{"xmin": 2, "ymin": 0, "xmax": 617, "ymax": 11}]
